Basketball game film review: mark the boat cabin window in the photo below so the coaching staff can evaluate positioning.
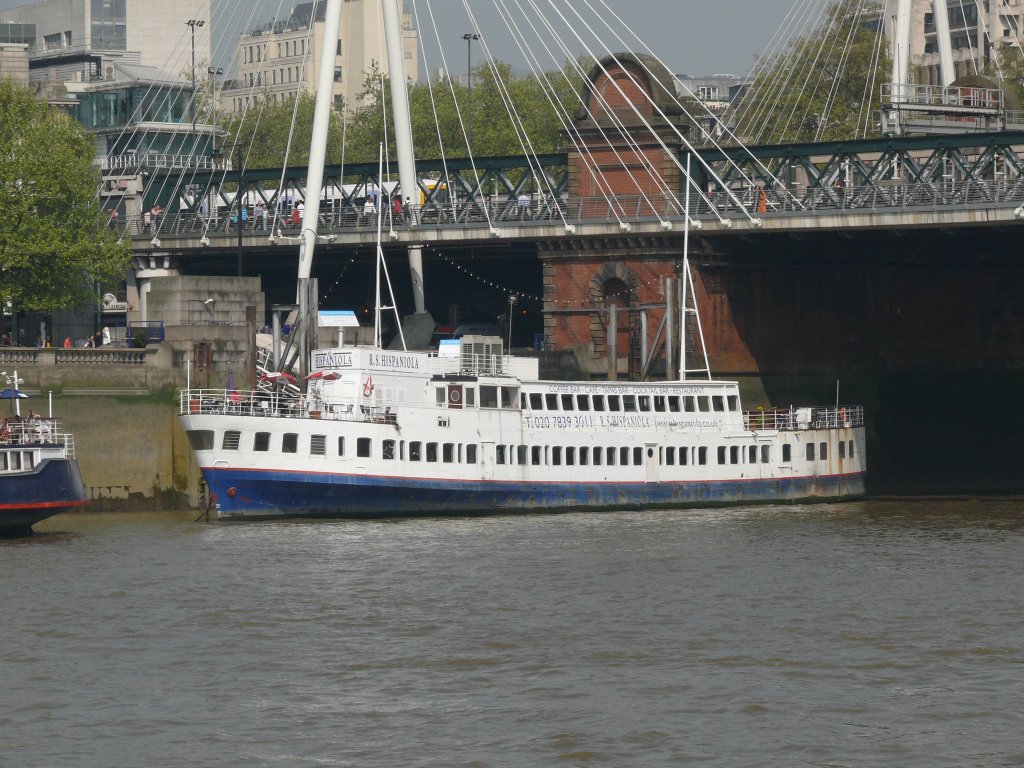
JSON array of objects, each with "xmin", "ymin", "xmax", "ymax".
[
  {"xmin": 819, "ymin": 442, "xmax": 827, "ymax": 460},
  {"xmin": 254, "ymin": 432, "xmax": 270, "ymax": 452},
  {"xmin": 620, "ymin": 447, "xmax": 630, "ymax": 465},
  {"xmin": 480, "ymin": 386, "xmax": 498, "ymax": 409},
  {"xmin": 580, "ymin": 446, "xmax": 589, "ymax": 465},
  {"xmin": 222, "ymin": 431, "xmax": 241, "ymax": 450},
  {"xmin": 697, "ymin": 396, "xmax": 710, "ymax": 412},
  {"xmin": 517, "ymin": 445, "xmax": 527, "ymax": 464},
  {"xmin": 607, "ymin": 447, "xmax": 616, "ymax": 465},
  {"xmin": 501, "ymin": 387, "xmax": 517, "ymax": 408},
  {"xmin": 576, "ymin": 395, "xmax": 590, "ymax": 411},
  {"xmin": 338, "ymin": 436, "xmax": 345, "ymax": 456},
  {"xmin": 552, "ymin": 446, "xmax": 562, "ymax": 465},
  {"xmin": 529, "ymin": 393, "xmax": 543, "ymax": 410},
  {"xmin": 783, "ymin": 444, "xmax": 792, "ymax": 462},
  {"xmin": 717, "ymin": 446, "xmax": 726, "ymax": 464},
  {"xmin": 806, "ymin": 443, "xmax": 815, "ymax": 461},
  {"xmin": 684, "ymin": 396, "xmax": 695, "ymax": 412},
  {"xmin": 839, "ymin": 441, "xmax": 846, "ymax": 459},
  {"xmin": 0, "ymin": 453, "xmax": 6, "ymax": 470},
  {"xmin": 622, "ymin": 395, "xmax": 637, "ymax": 412},
  {"xmin": 435, "ymin": 388, "xmax": 446, "ymax": 405},
  {"xmin": 357, "ymin": 437, "xmax": 371, "ymax": 458},
  {"xmin": 653, "ymin": 396, "xmax": 666, "ymax": 412},
  {"xmin": 680, "ymin": 447, "xmax": 689, "ymax": 465},
  {"xmin": 638, "ymin": 396, "xmax": 651, "ymax": 411},
  {"xmin": 545, "ymin": 393, "xmax": 558, "ymax": 410},
  {"xmin": 728, "ymin": 395, "xmax": 739, "ymax": 411},
  {"xmin": 560, "ymin": 394, "xmax": 574, "ymax": 411},
  {"xmin": 713, "ymin": 396, "xmax": 725, "ymax": 412},
  {"xmin": 410, "ymin": 441, "xmax": 421, "ymax": 461},
  {"xmin": 593, "ymin": 447, "xmax": 602, "ymax": 466},
  {"xmin": 608, "ymin": 396, "xmax": 621, "ymax": 412},
  {"xmin": 465, "ymin": 388, "xmax": 476, "ymax": 407},
  {"xmin": 531, "ymin": 446, "xmax": 541, "ymax": 465},
  {"xmin": 466, "ymin": 444, "xmax": 477, "ymax": 464},
  {"xmin": 748, "ymin": 446, "xmax": 757, "ymax": 464},
  {"xmin": 187, "ymin": 430, "xmax": 214, "ymax": 451},
  {"xmin": 668, "ymin": 396, "xmax": 681, "ymax": 412},
  {"xmin": 698, "ymin": 447, "xmax": 708, "ymax": 465},
  {"xmin": 666, "ymin": 447, "xmax": 676, "ymax": 465},
  {"xmin": 383, "ymin": 440, "xmax": 395, "ymax": 460},
  {"xmin": 761, "ymin": 445, "xmax": 770, "ymax": 463},
  {"xmin": 848, "ymin": 440, "xmax": 855, "ymax": 458},
  {"xmin": 566, "ymin": 447, "xmax": 576, "ymax": 465},
  {"xmin": 426, "ymin": 442, "xmax": 438, "ymax": 462},
  {"xmin": 311, "ymin": 435, "xmax": 326, "ymax": 456},
  {"xmin": 730, "ymin": 446, "xmax": 739, "ymax": 464},
  {"xmin": 496, "ymin": 445, "xmax": 506, "ymax": 464},
  {"xmin": 633, "ymin": 447, "xmax": 642, "ymax": 465},
  {"xmin": 282, "ymin": 433, "xmax": 298, "ymax": 454},
  {"xmin": 593, "ymin": 395, "xmax": 606, "ymax": 411},
  {"xmin": 443, "ymin": 443, "xmax": 455, "ymax": 463},
  {"xmin": 11, "ymin": 452, "xmax": 22, "ymax": 470}
]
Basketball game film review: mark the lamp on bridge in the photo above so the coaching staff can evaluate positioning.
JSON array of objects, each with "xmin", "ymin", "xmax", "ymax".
[
  {"xmin": 207, "ymin": 66, "xmax": 224, "ymax": 153},
  {"xmin": 462, "ymin": 33, "xmax": 479, "ymax": 155},
  {"xmin": 186, "ymin": 19, "xmax": 205, "ymax": 139}
]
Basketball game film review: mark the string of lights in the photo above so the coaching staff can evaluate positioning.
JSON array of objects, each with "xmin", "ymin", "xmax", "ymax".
[{"xmin": 437, "ymin": 255, "xmax": 673, "ymax": 307}]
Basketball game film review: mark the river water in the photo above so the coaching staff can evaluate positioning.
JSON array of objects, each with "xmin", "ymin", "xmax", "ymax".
[{"xmin": 2, "ymin": 499, "xmax": 1023, "ymax": 767}]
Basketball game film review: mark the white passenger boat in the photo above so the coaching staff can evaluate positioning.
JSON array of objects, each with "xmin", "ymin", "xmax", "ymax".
[
  {"xmin": 180, "ymin": 337, "xmax": 865, "ymax": 519},
  {"xmin": 178, "ymin": 0, "xmax": 865, "ymax": 520}
]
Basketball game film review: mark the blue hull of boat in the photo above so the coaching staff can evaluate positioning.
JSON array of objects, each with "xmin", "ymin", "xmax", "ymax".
[
  {"xmin": 0, "ymin": 458, "xmax": 88, "ymax": 535},
  {"xmin": 202, "ymin": 466, "xmax": 867, "ymax": 520}
]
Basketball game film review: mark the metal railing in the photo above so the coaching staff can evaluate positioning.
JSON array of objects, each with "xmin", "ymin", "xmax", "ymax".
[
  {"xmin": 127, "ymin": 177, "xmax": 1024, "ymax": 243},
  {"xmin": 1, "ymin": 417, "xmax": 76, "ymax": 456},
  {"xmin": 743, "ymin": 405, "xmax": 864, "ymax": 431},
  {"xmin": 0, "ymin": 347, "xmax": 155, "ymax": 366}
]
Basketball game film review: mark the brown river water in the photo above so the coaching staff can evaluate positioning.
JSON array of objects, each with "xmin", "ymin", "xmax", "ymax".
[{"xmin": 2, "ymin": 498, "xmax": 1023, "ymax": 767}]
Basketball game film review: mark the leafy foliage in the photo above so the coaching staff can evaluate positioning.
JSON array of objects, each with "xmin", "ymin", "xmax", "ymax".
[
  {"xmin": 224, "ymin": 58, "xmax": 591, "ymax": 170},
  {"xmin": 0, "ymin": 79, "xmax": 129, "ymax": 311},
  {"xmin": 733, "ymin": 0, "xmax": 890, "ymax": 144}
]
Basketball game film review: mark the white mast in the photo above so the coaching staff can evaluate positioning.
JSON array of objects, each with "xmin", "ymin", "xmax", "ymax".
[
  {"xmin": 296, "ymin": 0, "xmax": 344, "ymax": 377},
  {"xmin": 933, "ymin": 0, "xmax": 956, "ymax": 86},
  {"xmin": 891, "ymin": 0, "xmax": 913, "ymax": 93},
  {"xmin": 381, "ymin": 0, "xmax": 427, "ymax": 317}
]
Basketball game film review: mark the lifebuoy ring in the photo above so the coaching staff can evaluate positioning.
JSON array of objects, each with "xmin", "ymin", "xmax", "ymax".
[{"xmin": 449, "ymin": 389, "xmax": 461, "ymax": 403}]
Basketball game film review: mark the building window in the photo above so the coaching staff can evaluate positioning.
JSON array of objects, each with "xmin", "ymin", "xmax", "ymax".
[{"xmin": 334, "ymin": 66, "xmax": 343, "ymax": 83}]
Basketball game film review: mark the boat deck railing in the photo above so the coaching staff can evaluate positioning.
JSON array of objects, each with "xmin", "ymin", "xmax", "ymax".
[
  {"xmin": 0, "ymin": 417, "xmax": 76, "ymax": 456},
  {"xmin": 182, "ymin": 389, "xmax": 399, "ymax": 426},
  {"xmin": 743, "ymin": 405, "xmax": 864, "ymax": 431}
]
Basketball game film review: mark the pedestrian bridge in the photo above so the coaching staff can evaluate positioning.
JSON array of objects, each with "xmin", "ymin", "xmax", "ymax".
[{"xmin": 126, "ymin": 131, "xmax": 1024, "ymax": 253}]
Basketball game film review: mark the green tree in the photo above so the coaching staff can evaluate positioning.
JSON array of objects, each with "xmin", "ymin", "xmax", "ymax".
[
  {"xmin": 0, "ymin": 79, "xmax": 129, "ymax": 311},
  {"xmin": 733, "ymin": 0, "xmax": 890, "ymax": 144}
]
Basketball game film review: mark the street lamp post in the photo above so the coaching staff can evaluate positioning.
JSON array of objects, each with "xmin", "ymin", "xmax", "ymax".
[
  {"xmin": 186, "ymin": 19, "xmax": 205, "ymax": 139},
  {"xmin": 462, "ymin": 33, "xmax": 479, "ymax": 155},
  {"xmin": 207, "ymin": 66, "xmax": 223, "ymax": 153}
]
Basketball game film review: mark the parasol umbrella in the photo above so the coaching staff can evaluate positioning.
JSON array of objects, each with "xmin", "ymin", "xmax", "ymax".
[
  {"xmin": 259, "ymin": 371, "xmax": 297, "ymax": 385},
  {"xmin": 306, "ymin": 371, "xmax": 341, "ymax": 380},
  {"xmin": 0, "ymin": 387, "xmax": 29, "ymax": 415}
]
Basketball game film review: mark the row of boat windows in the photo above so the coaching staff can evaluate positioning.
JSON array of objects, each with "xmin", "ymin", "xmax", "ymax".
[
  {"xmin": 192, "ymin": 430, "xmax": 856, "ymax": 466},
  {"xmin": 524, "ymin": 391, "xmax": 739, "ymax": 414},
  {"xmin": 435, "ymin": 386, "xmax": 741, "ymax": 414},
  {"xmin": 0, "ymin": 450, "xmax": 36, "ymax": 472}
]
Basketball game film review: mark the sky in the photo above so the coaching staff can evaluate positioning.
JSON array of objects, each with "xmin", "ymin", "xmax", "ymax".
[{"xmin": 0, "ymin": 0, "xmax": 801, "ymax": 79}]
